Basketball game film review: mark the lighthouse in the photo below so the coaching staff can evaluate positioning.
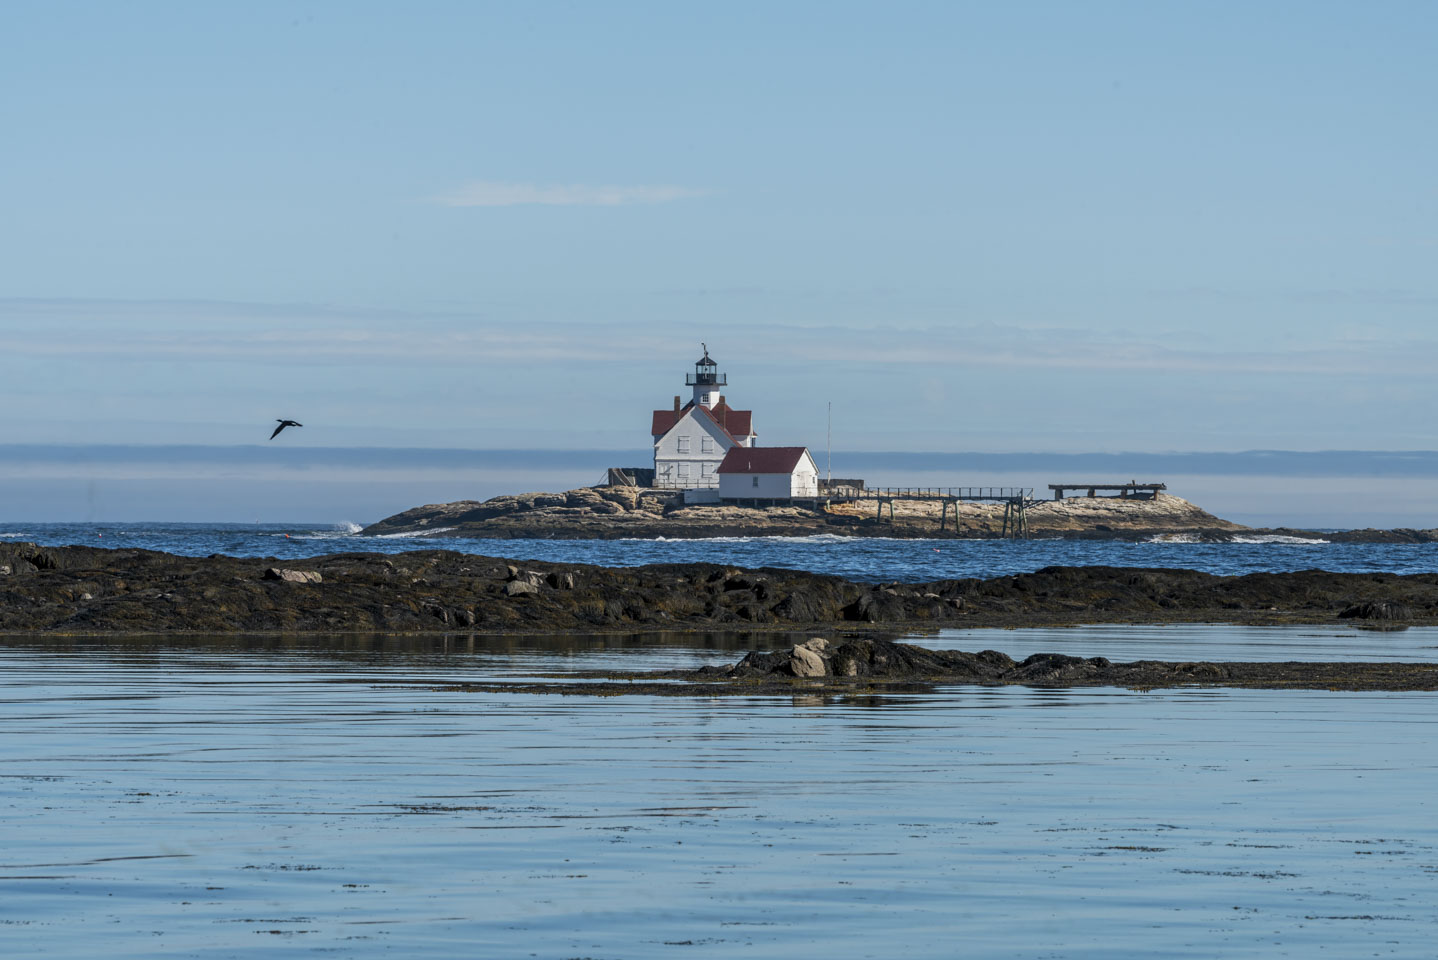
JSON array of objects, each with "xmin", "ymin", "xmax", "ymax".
[
  {"xmin": 650, "ymin": 345, "xmax": 757, "ymax": 488},
  {"xmin": 686, "ymin": 344, "xmax": 727, "ymax": 409}
]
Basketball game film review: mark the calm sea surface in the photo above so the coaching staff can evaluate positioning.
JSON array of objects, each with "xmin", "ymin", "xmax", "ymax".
[
  {"xmin": 4, "ymin": 635, "xmax": 1438, "ymax": 959},
  {"xmin": 3, "ymin": 526, "xmax": 1438, "ymax": 957}
]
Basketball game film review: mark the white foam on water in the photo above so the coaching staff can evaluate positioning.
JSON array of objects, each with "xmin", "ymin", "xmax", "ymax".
[
  {"xmin": 1146, "ymin": 532, "xmax": 1330, "ymax": 545},
  {"xmin": 373, "ymin": 527, "xmax": 457, "ymax": 539},
  {"xmin": 618, "ymin": 533, "xmax": 870, "ymax": 545},
  {"xmin": 285, "ymin": 522, "xmax": 368, "ymax": 540}
]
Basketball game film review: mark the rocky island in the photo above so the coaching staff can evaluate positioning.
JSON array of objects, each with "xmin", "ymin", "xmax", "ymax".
[
  {"xmin": 360, "ymin": 488, "xmax": 1253, "ymax": 540},
  {"xmin": 359, "ymin": 487, "xmax": 1438, "ymax": 543}
]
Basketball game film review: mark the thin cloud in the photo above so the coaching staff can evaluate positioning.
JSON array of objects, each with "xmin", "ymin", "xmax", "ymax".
[
  {"xmin": 435, "ymin": 181, "xmax": 706, "ymax": 207},
  {"xmin": 9, "ymin": 298, "xmax": 1438, "ymax": 378}
]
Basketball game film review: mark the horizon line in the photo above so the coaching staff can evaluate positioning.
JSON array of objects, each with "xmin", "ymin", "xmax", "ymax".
[{"xmin": 3, "ymin": 443, "xmax": 1438, "ymax": 456}]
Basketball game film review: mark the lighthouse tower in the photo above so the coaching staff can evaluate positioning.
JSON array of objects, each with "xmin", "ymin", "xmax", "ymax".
[{"xmin": 686, "ymin": 344, "xmax": 727, "ymax": 408}]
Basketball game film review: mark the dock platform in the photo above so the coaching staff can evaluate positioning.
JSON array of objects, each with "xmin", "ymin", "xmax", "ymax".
[{"xmin": 1049, "ymin": 483, "xmax": 1166, "ymax": 500}]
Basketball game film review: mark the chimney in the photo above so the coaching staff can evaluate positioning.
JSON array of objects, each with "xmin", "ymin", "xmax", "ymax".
[{"xmin": 674, "ymin": 395, "xmax": 681, "ymax": 412}]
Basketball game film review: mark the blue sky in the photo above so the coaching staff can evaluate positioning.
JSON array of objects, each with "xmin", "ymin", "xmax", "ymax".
[{"xmin": 2, "ymin": 3, "xmax": 1436, "ymax": 478}]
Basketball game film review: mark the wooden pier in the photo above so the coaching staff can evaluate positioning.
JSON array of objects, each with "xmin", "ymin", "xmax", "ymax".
[{"xmin": 833, "ymin": 486, "xmax": 1036, "ymax": 539}]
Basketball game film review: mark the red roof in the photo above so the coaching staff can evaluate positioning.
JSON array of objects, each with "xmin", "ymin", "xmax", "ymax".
[
  {"xmin": 651, "ymin": 409, "xmax": 684, "ymax": 436},
  {"xmin": 717, "ymin": 446, "xmax": 811, "ymax": 475},
  {"xmin": 715, "ymin": 403, "xmax": 753, "ymax": 439},
  {"xmin": 651, "ymin": 401, "xmax": 754, "ymax": 441}
]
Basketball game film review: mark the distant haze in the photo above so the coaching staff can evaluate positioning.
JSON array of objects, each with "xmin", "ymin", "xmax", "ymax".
[{"xmin": 2, "ymin": 446, "xmax": 1436, "ymax": 529}]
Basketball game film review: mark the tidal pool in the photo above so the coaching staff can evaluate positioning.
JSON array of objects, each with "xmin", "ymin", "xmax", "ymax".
[{"xmin": 2, "ymin": 631, "xmax": 1436, "ymax": 958}]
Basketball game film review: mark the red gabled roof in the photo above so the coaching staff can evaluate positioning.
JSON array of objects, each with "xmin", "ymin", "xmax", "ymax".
[
  {"xmin": 651, "ymin": 401, "xmax": 754, "ymax": 441},
  {"xmin": 713, "ymin": 401, "xmax": 753, "ymax": 439},
  {"xmin": 717, "ymin": 446, "xmax": 811, "ymax": 475},
  {"xmin": 651, "ymin": 409, "xmax": 684, "ymax": 437}
]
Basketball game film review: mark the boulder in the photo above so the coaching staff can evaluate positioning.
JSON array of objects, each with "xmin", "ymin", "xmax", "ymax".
[
  {"xmin": 788, "ymin": 642, "xmax": 828, "ymax": 677},
  {"xmin": 263, "ymin": 568, "xmax": 322, "ymax": 584},
  {"xmin": 506, "ymin": 566, "xmax": 546, "ymax": 588},
  {"xmin": 780, "ymin": 638, "xmax": 831, "ymax": 677},
  {"xmin": 1339, "ymin": 601, "xmax": 1412, "ymax": 621},
  {"xmin": 564, "ymin": 488, "xmax": 608, "ymax": 509},
  {"xmin": 597, "ymin": 487, "xmax": 640, "ymax": 510}
]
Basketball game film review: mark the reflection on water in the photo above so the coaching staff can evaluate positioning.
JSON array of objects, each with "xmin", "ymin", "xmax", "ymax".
[
  {"xmin": 925, "ymin": 623, "xmax": 1438, "ymax": 664},
  {"xmin": 8, "ymin": 621, "xmax": 1436, "ymax": 672},
  {"xmin": 3, "ymin": 633, "xmax": 1437, "ymax": 959}
]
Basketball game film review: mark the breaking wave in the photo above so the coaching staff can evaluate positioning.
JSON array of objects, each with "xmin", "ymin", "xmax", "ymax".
[
  {"xmin": 624, "ymin": 534, "xmax": 876, "ymax": 545},
  {"xmin": 373, "ymin": 527, "xmax": 457, "ymax": 539},
  {"xmin": 1146, "ymin": 533, "xmax": 1329, "ymax": 546}
]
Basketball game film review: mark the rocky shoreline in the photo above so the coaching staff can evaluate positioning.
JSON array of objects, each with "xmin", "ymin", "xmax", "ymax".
[
  {"xmin": 3, "ymin": 540, "xmax": 1438, "ymax": 635},
  {"xmin": 358, "ymin": 487, "xmax": 1438, "ymax": 543}
]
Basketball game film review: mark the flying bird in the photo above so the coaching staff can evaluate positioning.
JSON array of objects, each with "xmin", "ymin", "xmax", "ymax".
[{"xmin": 270, "ymin": 419, "xmax": 303, "ymax": 440}]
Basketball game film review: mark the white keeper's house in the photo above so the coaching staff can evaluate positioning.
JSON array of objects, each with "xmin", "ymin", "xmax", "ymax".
[
  {"xmin": 717, "ymin": 446, "xmax": 820, "ymax": 503},
  {"xmin": 651, "ymin": 347, "xmax": 757, "ymax": 489}
]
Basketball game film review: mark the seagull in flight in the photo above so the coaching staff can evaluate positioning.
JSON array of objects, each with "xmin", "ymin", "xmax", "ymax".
[{"xmin": 270, "ymin": 419, "xmax": 303, "ymax": 440}]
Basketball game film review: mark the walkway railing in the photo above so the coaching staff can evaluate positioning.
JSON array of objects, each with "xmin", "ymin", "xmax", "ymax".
[
  {"xmin": 651, "ymin": 476, "xmax": 719, "ymax": 490},
  {"xmin": 853, "ymin": 486, "xmax": 1033, "ymax": 501}
]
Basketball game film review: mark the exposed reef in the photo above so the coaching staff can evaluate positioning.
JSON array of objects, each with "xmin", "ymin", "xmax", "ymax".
[
  {"xmin": 437, "ymin": 636, "xmax": 1438, "ymax": 695},
  {"xmin": 5, "ymin": 540, "xmax": 1438, "ymax": 634}
]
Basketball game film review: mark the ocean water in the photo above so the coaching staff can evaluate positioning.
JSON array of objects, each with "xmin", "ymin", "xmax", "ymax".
[
  {"xmin": 3, "ymin": 635, "xmax": 1437, "ymax": 959},
  {"xmin": 5, "ymin": 520, "xmax": 1438, "ymax": 580},
  {"xmin": 5, "ymin": 527, "xmax": 1438, "ymax": 957}
]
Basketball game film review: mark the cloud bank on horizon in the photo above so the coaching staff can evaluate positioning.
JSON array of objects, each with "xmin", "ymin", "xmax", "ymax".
[{"xmin": 1, "ymin": 296, "xmax": 1435, "ymax": 455}]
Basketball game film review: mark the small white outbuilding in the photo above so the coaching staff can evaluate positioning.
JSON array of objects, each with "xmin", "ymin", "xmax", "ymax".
[{"xmin": 717, "ymin": 446, "xmax": 819, "ymax": 503}]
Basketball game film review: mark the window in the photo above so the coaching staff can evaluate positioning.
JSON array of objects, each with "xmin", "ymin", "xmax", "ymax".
[
  {"xmin": 677, "ymin": 436, "xmax": 690, "ymax": 453},
  {"xmin": 679, "ymin": 462, "xmax": 691, "ymax": 478},
  {"xmin": 752, "ymin": 476, "xmax": 759, "ymax": 488},
  {"xmin": 701, "ymin": 436, "xmax": 714, "ymax": 453}
]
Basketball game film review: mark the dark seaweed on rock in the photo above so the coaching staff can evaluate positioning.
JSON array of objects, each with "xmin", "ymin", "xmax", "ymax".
[
  {"xmin": 1338, "ymin": 601, "xmax": 1412, "ymax": 620},
  {"xmin": 5, "ymin": 542, "xmax": 1438, "ymax": 634},
  {"xmin": 703, "ymin": 636, "xmax": 1438, "ymax": 691}
]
